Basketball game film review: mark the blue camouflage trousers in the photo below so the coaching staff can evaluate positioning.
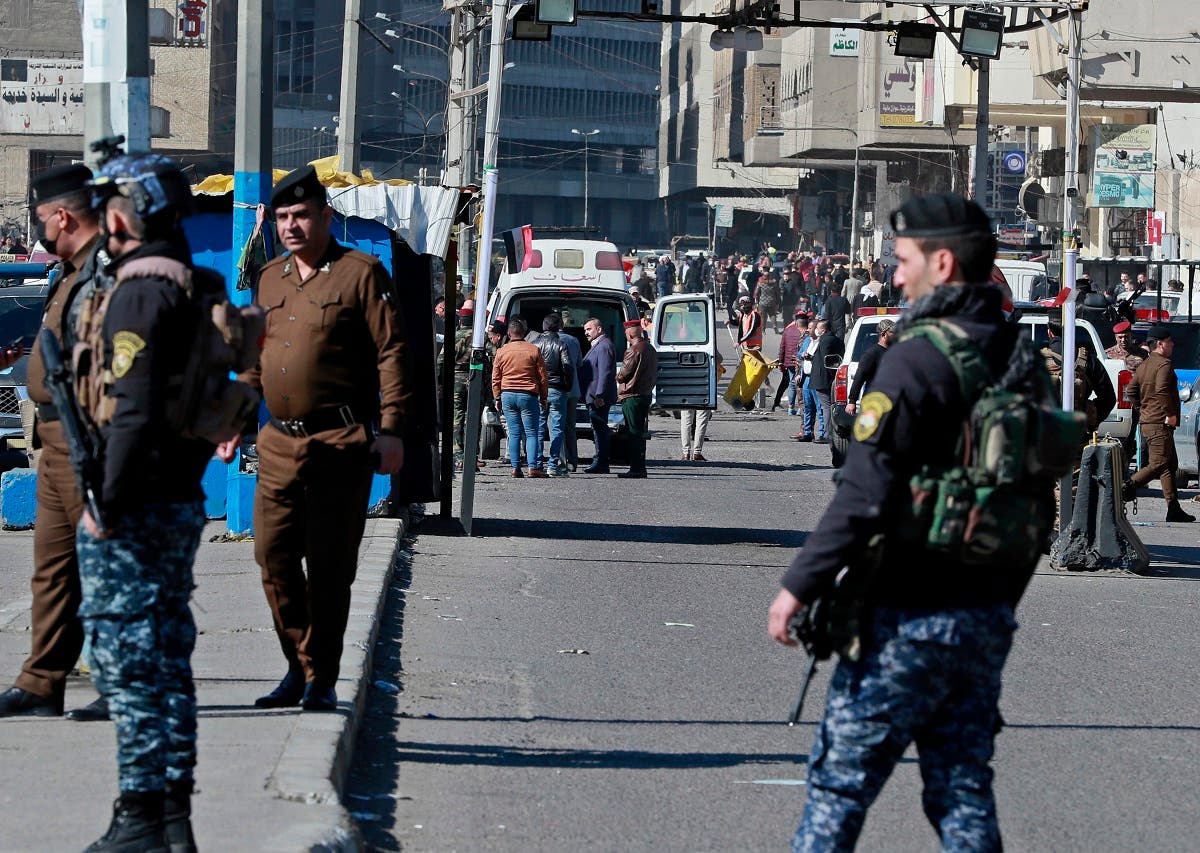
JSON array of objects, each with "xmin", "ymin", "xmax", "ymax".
[
  {"xmin": 794, "ymin": 605, "xmax": 1017, "ymax": 853},
  {"xmin": 77, "ymin": 501, "xmax": 206, "ymax": 794}
]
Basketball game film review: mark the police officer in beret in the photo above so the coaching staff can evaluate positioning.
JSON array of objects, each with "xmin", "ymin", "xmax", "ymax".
[
  {"xmin": 0, "ymin": 164, "xmax": 111, "ymax": 721},
  {"xmin": 234, "ymin": 165, "xmax": 411, "ymax": 713},
  {"xmin": 768, "ymin": 193, "xmax": 1040, "ymax": 851}
]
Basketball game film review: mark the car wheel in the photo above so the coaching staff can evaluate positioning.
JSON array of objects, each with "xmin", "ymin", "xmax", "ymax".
[
  {"xmin": 830, "ymin": 429, "xmax": 849, "ymax": 468},
  {"xmin": 481, "ymin": 424, "xmax": 502, "ymax": 460}
]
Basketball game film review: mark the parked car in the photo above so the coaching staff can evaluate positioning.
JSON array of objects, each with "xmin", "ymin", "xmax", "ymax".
[
  {"xmin": 0, "ymin": 264, "xmax": 54, "ymax": 470},
  {"xmin": 1175, "ymin": 377, "xmax": 1200, "ymax": 487},
  {"xmin": 829, "ymin": 308, "xmax": 1134, "ymax": 468}
]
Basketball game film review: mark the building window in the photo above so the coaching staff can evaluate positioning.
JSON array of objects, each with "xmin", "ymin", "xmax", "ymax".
[{"xmin": 277, "ymin": 14, "xmax": 315, "ymax": 95}]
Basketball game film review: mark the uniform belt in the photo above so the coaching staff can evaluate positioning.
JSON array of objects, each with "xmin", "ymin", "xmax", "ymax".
[
  {"xmin": 269, "ymin": 405, "xmax": 369, "ymax": 438},
  {"xmin": 37, "ymin": 402, "xmax": 60, "ymax": 423}
]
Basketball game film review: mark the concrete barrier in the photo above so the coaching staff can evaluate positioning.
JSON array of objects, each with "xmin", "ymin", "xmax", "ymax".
[{"xmin": 1051, "ymin": 440, "xmax": 1150, "ymax": 573}]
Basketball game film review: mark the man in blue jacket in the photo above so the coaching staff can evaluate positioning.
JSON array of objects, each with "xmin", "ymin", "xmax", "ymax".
[{"xmin": 580, "ymin": 317, "xmax": 618, "ymax": 473}]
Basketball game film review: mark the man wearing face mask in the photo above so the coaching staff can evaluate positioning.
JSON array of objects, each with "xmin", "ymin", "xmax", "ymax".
[{"xmin": 0, "ymin": 164, "xmax": 111, "ymax": 721}]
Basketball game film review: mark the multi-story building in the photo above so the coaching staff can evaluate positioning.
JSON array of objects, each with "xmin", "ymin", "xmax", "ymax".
[
  {"xmin": 658, "ymin": 3, "xmax": 805, "ymax": 257},
  {"xmin": 919, "ymin": 0, "xmax": 1200, "ymax": 260},
  {"xmin": 0, "ymin": 0, "xmax": 235, "ymax": 231},
  {"xmin": 271, "ymin": 0, "xmax": 665, "ymax": 247}
]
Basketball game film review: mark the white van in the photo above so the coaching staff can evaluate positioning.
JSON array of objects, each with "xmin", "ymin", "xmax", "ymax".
[
  {"xmin": 996, "ymin": 259, "xmax": 1048, "ymax": 302},
  {"xmin": 492, "ymin": 239, "xmax": 628, "ymax": 302}
]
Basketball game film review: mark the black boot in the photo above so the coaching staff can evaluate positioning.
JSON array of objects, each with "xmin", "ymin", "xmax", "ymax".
[
  {"xmin": 1121, "ymin": 480, "xmax": 1137, "ymax": 502},
  {"xmin": 84, "ymin": 792, "xmax": 168, "ymax": 852},
  {"xmin": 164, "ymin": 783, "xmax": 197, "ymax": 853},
  {"xmin": 1166, "ymin": 500, "xmax": 1196, "ymax": 523},
  {"xmin": 68, "ymin": 695, "xmax": 110, "ymax": 722},
  {"xmin": 255, "ymin": 667, "xmax": 306, "ymax": 708},
  {"xmin": 0, "ymin": 685, "xmax": 63, "ymax": 717}
]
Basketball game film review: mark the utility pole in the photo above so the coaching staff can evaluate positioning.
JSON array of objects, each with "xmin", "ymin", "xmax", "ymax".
[
  {"xmin": 337, "ymin": 0, "xmax": 363, "ymax": 172},
  {"xmin": 571, "ymin": 128, "xmax": 600, "ymax": 227},
  {"xmin": 82, "ymin": 0, "xmax": 151, "ymax": 163},
  {"xmin": 459, "ymin": 0, "xmax": 510, "ymax": 534},
  {"xmin": 227, "ymin": 0, "xmax": 275, "ymax": 534},
  {"xmin": 1058, "ymin": 6, "xmax": 1083, "ymax": 527},
  {"xmin": 973, "ymin": 59, "xmax": 990, "ymax": 206},
  {"xmin": 445, "ymin": 3, "xmax": 467, "ymax": 187}
]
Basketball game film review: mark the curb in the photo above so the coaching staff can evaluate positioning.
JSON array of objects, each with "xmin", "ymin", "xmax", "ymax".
[{"xmin": 265, "ymin": 509, "xmax": 410, "ymax": 852}]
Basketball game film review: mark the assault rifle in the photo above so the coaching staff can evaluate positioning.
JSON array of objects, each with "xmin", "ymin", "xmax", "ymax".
[
  {"xmin": 786, "ymin": 536, "xmax": 883, "ymax": 726},
  {"xmin": 38, "ymin": 328, "xmax": 107, "ymax": 533}
]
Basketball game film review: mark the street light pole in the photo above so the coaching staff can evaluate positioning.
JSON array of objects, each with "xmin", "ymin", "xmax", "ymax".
[
  {"xmin": 571, "ymin": 128, "xmax": 600, "ymax": 228},
  {"xmin": 850, "ymin": 143, "xmax": 861, "ymax": 260}
]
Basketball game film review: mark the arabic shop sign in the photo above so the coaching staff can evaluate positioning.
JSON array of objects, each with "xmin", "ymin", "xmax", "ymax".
[
  {"xmin": 178, "ymin": 0, "xmax": 208, "ymax": 46},
  {"xmin": 1, "ymin": 59, "xmax": 84, "ymax": 135},
  {"xmin": 1091, "ymin": 123, "xmax": 1156, "ymax": 210},
  {"xmin": 830, "ymin": 27, "xmax": 860, "ymax": 57},
  {"xmin": 879, "ymin": 59, "xmax": 919, "ymax": 127}
]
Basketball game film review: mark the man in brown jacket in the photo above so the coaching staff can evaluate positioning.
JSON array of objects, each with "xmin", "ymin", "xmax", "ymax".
[
  {"xmin": 0, "ymin": 164, "xmax": 110, "ymax": 720},
  {"xmin": 616, "ymin": 319, "xmax": 659, "ymax": 478},
  {"xmin": 492, "ymin": 316, "xmax": 549, "ymax": 477},
  {"xmin": 236, "ymin": 165, "xmax": 411, "ymax": 712},
  {"xmin": 1124, "ymin": 325, "xmax": 1194, "ymax": 522}
]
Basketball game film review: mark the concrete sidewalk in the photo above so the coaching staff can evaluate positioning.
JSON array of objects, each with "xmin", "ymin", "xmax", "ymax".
[{"xmin": 0, "ymin": 514, "xmax": 408, "ymax": 853}]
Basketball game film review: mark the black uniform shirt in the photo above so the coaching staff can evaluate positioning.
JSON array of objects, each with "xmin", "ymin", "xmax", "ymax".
[
  {"xmin": 100, "ymin": 240, "xmax": 215, "ymax": 520},
  {"xmin": 781, "ymin": 284, "xmax": 1031, "ymax": 609}
]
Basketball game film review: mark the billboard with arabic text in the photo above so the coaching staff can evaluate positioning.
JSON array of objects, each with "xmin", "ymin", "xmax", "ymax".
[
  {"xmin": 879, "ymin": 59, "xmax": 919, "ymax": 127},
  {"xmin": 1, "ymin": 59, "xmax": 84, "ymax": 135}
]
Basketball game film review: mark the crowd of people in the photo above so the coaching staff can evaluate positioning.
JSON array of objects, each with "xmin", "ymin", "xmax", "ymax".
[{"xmin": 449, "ymin": 304, "xmax": 660, "ymax": 479}]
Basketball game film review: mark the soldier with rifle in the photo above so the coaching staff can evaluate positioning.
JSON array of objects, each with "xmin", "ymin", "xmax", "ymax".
[{"xmin": 768, "ymin": 194, "xmax": 1074, "ymax": 851}]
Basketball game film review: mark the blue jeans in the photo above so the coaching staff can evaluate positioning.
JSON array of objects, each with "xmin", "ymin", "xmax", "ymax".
[
  {"xmin": 502, "ymin": 390, "xmax": 543, "ymax": 470},
  {"xmin": 802, "ymin": 376, "xmax": 825, "ymax": 438},
  {"xmin": 541, "ymin": 388, "xmax": 570, "ymax": 466}
]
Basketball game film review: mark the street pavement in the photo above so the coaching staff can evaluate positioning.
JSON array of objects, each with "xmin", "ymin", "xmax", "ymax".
[
  {"xmin": 345, "ymin": 326, "xmax": 1200, "ymax": 852},
  {"xmin": 0, "ymin": 517, "xmax": 406, "ymax": 852},
  {"xmin": 0, "ymin": 319, "xmax": 1196, "ymax": 851}
]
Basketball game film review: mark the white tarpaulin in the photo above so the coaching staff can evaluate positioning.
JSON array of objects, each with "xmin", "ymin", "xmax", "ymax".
[
  {"xmin": 194, "ymin": 175, "xmax": 461, "ymax": 259},
  {"xmin": 327, "ymin": 183, "xmax": 459, "ymax": 257}
]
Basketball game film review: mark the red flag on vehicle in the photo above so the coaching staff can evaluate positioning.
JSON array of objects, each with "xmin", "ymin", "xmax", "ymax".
[{"xmin": 501, "ymin": 225, "xmax": 534, "ymax": 273}]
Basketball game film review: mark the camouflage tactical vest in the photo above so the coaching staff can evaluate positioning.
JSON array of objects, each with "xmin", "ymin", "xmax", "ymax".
[
  {"xmin": 73, "ymin": 256, "xmax": 265, "ymax": 444},
  {"xmin": 896, "ymin": 319, "xmax": 1086, "ymax": 568}
]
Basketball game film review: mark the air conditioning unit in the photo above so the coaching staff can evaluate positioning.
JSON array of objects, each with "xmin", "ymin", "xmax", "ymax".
[
  {"xmin": 149, "ymin": 7, "xmax": 174, "ymax": 44},
  {"xmin": 151, "ymin": 106, "xmax": 171, "ymax": 138}
]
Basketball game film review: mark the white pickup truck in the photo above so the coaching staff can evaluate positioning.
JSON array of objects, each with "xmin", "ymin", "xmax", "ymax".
[{"xmin": 829, "ymin": 310, "xmax": 1133, "ymax": 466}]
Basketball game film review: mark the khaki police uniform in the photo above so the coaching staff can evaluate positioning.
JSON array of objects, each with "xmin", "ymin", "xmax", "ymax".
[
  {"xmin": 247, "ymin": 238, "xmax": 410, "ymax": 690},
  {"xmin": 16, "ymin": 237, "xmax": 99, "ymax": 700},
  {"xmin": 1127, "ymin": 350, "xmax": 1181, "ymax": 503}
]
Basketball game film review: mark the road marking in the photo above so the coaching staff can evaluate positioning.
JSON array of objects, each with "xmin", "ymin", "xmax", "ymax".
[{"xmin": 734, "ymin": 779, "xmax": 807, "ymax": 786}]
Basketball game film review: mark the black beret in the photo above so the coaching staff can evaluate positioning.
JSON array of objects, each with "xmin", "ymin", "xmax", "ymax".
[
  {"xmin": 271, "ymin": 165, "xmax": 327, "ymax": 208},
  {"xmin": 1145, "ymin": 325, "xmax": 1172, "ymax": 342},
  {"xmin": 889, "ymin": 193, "xmax": 992, "ymax": 239},
  {"xmin": 30, "ymin": 163, "xmax": 93, "ymax": 206},
  {"xmin": 490, "ymin": 320, "xmax": 507, "ymax": 335}
]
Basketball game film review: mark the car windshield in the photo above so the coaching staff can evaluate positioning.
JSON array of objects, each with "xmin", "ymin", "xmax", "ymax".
[
  {"xmin": 0, "ymin": 289, "xmax": 45, "ymax": 349},
  {"xmin": 507, "ymin": 294, "xmax": 630, "ymax": 361},
  {"xmin": 850, "ymin": 325, "xmax": 882, "ymax": 361}
]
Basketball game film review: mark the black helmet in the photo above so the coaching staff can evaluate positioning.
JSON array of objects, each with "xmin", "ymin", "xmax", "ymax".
[{"xmin": 89, "ymin": 153, "xmax": 196, "ymax": 222}]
